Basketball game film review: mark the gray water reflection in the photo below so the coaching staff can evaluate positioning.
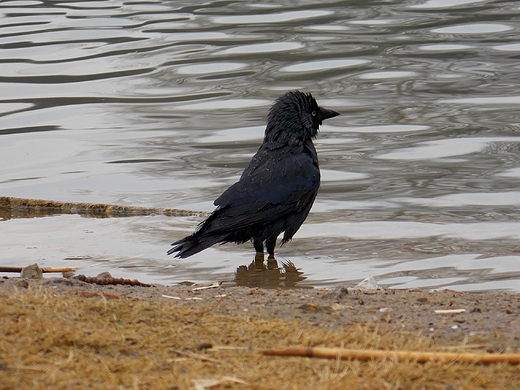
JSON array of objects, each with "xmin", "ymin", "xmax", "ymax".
[{"xmin": 1, "ymin": 0, "xmax": 519, "ymax": 291}]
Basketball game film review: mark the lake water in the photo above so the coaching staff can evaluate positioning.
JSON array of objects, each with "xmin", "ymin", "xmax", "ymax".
[{"xmin": 1, "ymin": 0, "xmax": 519, "ymax": 291}]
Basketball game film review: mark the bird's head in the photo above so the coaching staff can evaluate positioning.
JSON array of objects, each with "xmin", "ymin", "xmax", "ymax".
[{"xmin": 265, "ymin": 91, "xmax": 339, "ymax": 145}]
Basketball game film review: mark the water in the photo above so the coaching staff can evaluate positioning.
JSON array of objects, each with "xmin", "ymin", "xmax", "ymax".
[{"xmin": 1, "ymin": 0, "xmax": 519, "ymax": 291}]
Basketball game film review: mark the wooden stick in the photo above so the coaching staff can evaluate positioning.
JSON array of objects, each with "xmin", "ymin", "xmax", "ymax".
[
  {"xmin": 0, "ymin": 196, "xmax": 208, "ymax": 217},
  {"xmin": 262, "ymin": 347, "xmax": 520, "ymax": 365},
  {"xmin": 0, "ymin": 266, "xmax": 82, "ymax": 273}
]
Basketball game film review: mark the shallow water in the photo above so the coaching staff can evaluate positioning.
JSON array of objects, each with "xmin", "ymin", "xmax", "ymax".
[{"xmin": 1, "ymin": 0, "xmax": 519, "ymax": 291}]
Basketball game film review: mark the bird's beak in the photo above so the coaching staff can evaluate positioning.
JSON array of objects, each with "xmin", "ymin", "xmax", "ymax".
[{"xmin": 320, "ymin": 107, "xmax": 340, "ymax": 120}]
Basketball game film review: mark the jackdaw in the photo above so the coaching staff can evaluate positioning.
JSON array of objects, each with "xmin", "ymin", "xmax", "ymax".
[{"xmin": 168, "ymin": 91, "xmax": 339, "ymax": 258}]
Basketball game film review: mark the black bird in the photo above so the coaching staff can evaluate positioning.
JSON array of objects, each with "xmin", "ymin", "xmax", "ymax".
[{"xmin": 168, "ymin": 91, "xmax": 339, "ymax": 259}]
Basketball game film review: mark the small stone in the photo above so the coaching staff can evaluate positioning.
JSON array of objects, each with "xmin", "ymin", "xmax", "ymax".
[
  {"xmin": 352, "ymin": 276, "xmax": 384, "ymax": 292},
  {"xmin": 96, "ymin": 272, "xmax": 113, "ymax": 279},
  {"xmin": 21, "ymin": 263, "xmax": 43, "ymax": 279}
]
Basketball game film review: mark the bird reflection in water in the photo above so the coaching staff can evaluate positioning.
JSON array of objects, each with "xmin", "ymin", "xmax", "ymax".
[{"xmin": 234, "ymin": 255, "xmax": 308, "ymax": 289}]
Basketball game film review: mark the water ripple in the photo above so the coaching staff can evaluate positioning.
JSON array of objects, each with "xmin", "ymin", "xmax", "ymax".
[
  {"xmin": 411, "ymin": 0, "xmax": 492, "ymax": 9},
  {"xmin": 432, "ymin": 23, "xmax": 512, "ymax": 34},
  {"xmin": 219, "ymin": 42, "xmax": 304, "ymax": 55},
  {"xmin": 213, "ymin": 10, "xmax": 334, "ymax": 24},
  {"xmin": 280, "ymin": 59, "xmax": 370, "ymax": 73},
  {"xmin": 1, "ymin": 0, "xmax": 520, "ymax": 290}
]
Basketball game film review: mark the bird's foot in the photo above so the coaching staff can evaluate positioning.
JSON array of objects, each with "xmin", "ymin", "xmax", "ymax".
[{"xmin": 254, "ymin": 252, "xmax": 265, "ymax": 262}]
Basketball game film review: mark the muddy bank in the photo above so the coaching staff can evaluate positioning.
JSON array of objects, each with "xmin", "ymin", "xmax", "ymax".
[{"xmin": 1, "ymin": 277, "xmax": 519, "ymax": 389}]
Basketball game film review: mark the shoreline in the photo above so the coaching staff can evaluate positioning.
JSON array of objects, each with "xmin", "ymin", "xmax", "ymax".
[{"xmin": 1, "ymin": 276, "xmax": 519, "ymax": 388}]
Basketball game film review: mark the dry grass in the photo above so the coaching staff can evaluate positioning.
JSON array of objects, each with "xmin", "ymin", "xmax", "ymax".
[{"xmin": 1, "ymin": 286, "xmax": 519, "ymax": 390}]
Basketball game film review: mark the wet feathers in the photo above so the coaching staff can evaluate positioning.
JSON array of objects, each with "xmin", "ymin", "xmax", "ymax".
[{"xmin": 168, "ymin": 91, "xmax": 339, "ymax": 258}]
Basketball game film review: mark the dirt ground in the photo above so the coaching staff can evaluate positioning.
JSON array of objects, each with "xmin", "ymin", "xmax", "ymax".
[{"xmin": 1, "ymin": 276, "xmax": 519, "ymax": 389}]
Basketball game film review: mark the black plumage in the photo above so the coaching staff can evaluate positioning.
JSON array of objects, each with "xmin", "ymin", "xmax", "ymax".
[{"xmin": 168, "ymin": 91, "xmax": 339, "ymax": 258}]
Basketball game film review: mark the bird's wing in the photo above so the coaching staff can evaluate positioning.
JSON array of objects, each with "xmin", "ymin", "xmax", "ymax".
[{"xmin": 209, "ymin": 143, "xmax": 319, "ymax": 232}]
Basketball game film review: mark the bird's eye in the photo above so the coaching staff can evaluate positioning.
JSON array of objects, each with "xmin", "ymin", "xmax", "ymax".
[{"xmin": 311, "ymin": 111, "xmax": 317, "ymax": 117}]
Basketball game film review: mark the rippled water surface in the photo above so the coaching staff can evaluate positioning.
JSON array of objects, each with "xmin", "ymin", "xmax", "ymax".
[{"xmin": 1, "ymin": 0, "xmax": 520, "ymax": 291}]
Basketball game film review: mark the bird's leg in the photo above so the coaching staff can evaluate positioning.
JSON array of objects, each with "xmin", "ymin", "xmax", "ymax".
[
  {"xmin": 253, "ymin": 238, "xmax": 264, "ymax": 261},
  {"xmin": 266, "ymin": 237, "xmax": 277, "ymax": 260}
]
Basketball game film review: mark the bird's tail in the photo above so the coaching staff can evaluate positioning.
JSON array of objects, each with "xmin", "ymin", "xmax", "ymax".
[
  {"xmin": 167, "ymin": 207, "xmax": 249, "ymax": 258},
  {"xmin": 167, "ymin": 232, "xmax": 227, "ymax": 258}
]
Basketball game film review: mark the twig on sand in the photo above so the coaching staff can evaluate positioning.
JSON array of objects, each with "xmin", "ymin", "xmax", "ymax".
[
  {"xmin": 74, "ymin": 274, "xmax": 151, "ymax": 287},
  {"xmin": 174, "ymin": 350, "xmax": 222, "ymax": 363},
  {"xmin": 192, "ymin": 282, "xmax": 221, "ymax": 291},
  {"xmin": 262, "ymin": 347, "xmax": 520, "ymax": 365}
]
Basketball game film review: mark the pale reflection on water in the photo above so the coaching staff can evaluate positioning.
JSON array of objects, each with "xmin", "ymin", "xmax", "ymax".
[{"xmin": 1, "ymin": 0, "xmax": 519, "ymax": 291}]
